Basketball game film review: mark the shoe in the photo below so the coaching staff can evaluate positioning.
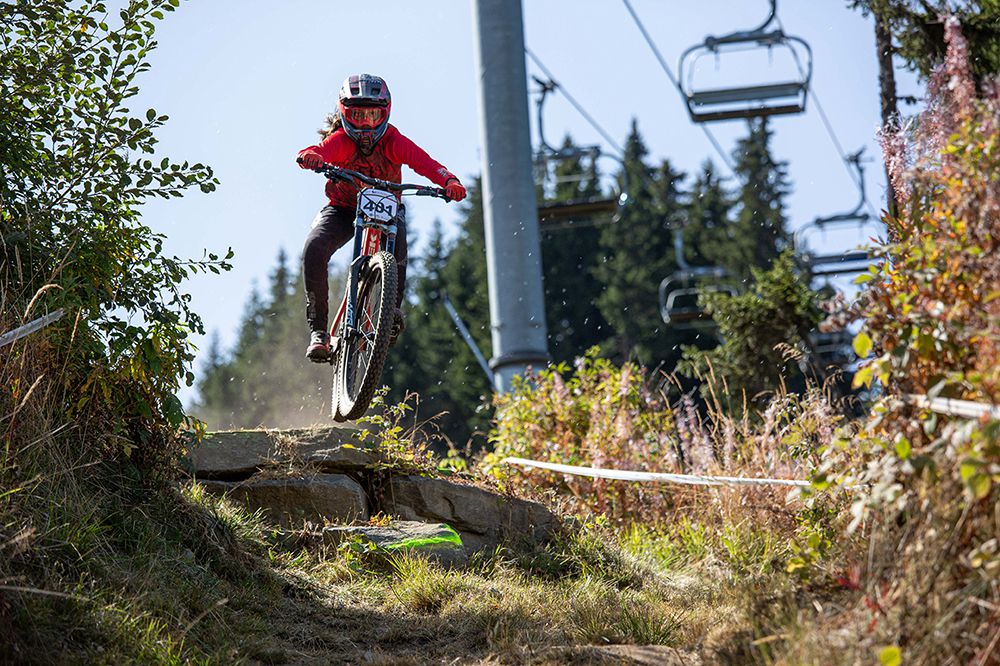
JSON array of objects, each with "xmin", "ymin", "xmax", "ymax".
[
  {"xmin": 305, "ymin": 330, "xmax": 331, "ymax": 362},
  {"xmin": 389, "ymin": 308, "xmax": 406, "ymax": 347}
]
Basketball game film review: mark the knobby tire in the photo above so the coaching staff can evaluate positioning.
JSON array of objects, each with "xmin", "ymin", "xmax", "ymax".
[{"xmin": 333, "ymin": 251, "xmax": 397, "ymax": 422}]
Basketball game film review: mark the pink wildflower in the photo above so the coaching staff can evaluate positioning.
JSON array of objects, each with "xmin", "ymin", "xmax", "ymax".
[
  {"xmin": 943, "ymin": 16, "xmax": 975, "ymax": 118},
  {"xmin": 877, "ymin": 123, "xmax": 912, "ymax": 205}
]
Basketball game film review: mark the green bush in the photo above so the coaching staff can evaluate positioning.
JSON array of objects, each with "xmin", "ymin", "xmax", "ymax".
[
  {"xmin": 0, "ymin": 4, "xmax": 256, "ymax": 662},
  {"xmin": 1, "ymin": 0, "xmax": 229, "ymax": 464},
  {"xmin": 677, "ymin": 251, "xmax": 825, "ymax": 411}
]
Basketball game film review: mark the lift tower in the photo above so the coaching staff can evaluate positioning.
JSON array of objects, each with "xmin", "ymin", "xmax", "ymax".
[{"xmin": 472, "ymin": 0, "xmax": 550, "ymax": 391}]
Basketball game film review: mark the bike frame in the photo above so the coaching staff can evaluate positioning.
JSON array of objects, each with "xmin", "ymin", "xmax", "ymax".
[{"xmin": 327, "ymin": 195, "xmax": 399, "ymax": 355}]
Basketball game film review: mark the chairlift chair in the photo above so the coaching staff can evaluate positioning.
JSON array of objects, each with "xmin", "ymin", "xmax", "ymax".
[
  {"xmin": 530, "ymin": 77, "xmax": 629, "ymax": 228},
  {"xmin": 659, "ymin": 274, "xmax": 736, "ymax": 326},
  {"xmin": 795, "ymin": 149, "xmax": 882, "ymax": 278},
  {"xmin": 809, "ymin": 328, "xmax": 855, "ymax": 367},
  {"xmin": 678, "ymin": 0, "xmax": 813, "ymax": 123},
  {"xmin": 659, "ymin": 231, "xmax": 738, "ymax": 328}
]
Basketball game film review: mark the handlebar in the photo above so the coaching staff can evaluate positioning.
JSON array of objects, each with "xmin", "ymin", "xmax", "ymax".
[{"xmin": 297, "ymin": 157, "xmax": 453, "ymax": 202}]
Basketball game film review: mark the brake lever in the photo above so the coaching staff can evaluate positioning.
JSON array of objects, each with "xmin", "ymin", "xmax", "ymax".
[
  {"xmin": 415, "ymin": 188, "xmax": 452, "ymax": 202},
  {"xmin": 296, "ymin": 156, "xmax": 333, "ymax": 175},
  {"xmin": 321, "ymin": 164, "xmax": 354, "ymax": 184}
]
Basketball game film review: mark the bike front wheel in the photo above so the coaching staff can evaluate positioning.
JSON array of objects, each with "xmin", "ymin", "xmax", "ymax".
[{"xmin": 333, "ymin": 251, "xmax": 397, "ymax": 422}]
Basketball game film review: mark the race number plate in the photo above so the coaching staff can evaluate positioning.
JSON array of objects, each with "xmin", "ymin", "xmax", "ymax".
[{"xmin": 358, "ymin": 188, "xmax": 398, "ymax": 223}]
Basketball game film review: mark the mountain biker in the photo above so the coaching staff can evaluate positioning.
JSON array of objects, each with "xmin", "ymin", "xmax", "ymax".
[{"xmin": 297, "ymin": 73, "xmax": 467, "ymax": 362}]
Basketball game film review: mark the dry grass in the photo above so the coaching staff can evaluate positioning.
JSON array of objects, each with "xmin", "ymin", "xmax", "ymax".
[
  {"xmin": 1, "ymin": 294, "xmax": 278, "ymax": 663},
  {"xmin": 487, "ymin": 351, "xmax": 848, "ymax": 537},
  {"xmin": 0, "ymin": 330, "xmax": 777, "ymax": 666}
]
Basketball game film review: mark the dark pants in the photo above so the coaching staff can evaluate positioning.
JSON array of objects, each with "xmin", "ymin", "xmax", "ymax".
[{"xmin": 302, "ymin": 205, "xmax": 407, "ymax": 332}]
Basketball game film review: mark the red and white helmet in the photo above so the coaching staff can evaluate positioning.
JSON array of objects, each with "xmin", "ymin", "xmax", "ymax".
[{"xmin": 337, "ymin": 74, "xmax": 391, "ymax": 152}]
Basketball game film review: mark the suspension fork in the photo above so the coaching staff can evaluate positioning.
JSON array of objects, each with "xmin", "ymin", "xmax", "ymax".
[
  {"xmin": 382, "ymin": 204, "xmax": 403, "ymax": 290},
  {"xmin": 386, "ymin": 202, "xmax": 404, "ymax": 256},
  {"xmin": 344, "ymin": 223, "xmax": 365, "ymax": 334},
  {"xmin": 348, "ymin": 217, "xmax": 391, "ymax": 337},
  {"xmin": 333, "ymin": 207, "xmax": 398, "ymax": 343},
  {"xmin": 345, "ymin": 218, "xmax": 380, "ymax": 341}
]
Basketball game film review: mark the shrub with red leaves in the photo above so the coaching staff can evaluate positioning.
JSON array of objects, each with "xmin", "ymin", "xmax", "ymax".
[{"xmin": 831, "ymin": 17, "xmax": 999, "ymax": 664}]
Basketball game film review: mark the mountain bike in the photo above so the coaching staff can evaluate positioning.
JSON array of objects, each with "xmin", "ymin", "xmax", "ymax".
[{"xmin": 300, "ymin": 159, "xmax": 452, "ymax": 421}]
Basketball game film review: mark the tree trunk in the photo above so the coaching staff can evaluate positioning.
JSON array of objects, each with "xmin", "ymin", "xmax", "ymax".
[{"xmin": 874, "ymin": 6, "xmax": 899, "ymax": 222}]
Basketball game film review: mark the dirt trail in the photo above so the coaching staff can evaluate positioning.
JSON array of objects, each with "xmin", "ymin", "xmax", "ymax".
[{"xmin": 258, "ymin": 586, "xmax": 700, "ymax": 665}]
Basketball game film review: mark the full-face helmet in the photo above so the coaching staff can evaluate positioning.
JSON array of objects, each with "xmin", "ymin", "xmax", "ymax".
[{"xmin": 337, "ymin": 74, "xmax": 391, "ymax": 152}]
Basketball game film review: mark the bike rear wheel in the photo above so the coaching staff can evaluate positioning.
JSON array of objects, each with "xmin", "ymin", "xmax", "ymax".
[{"xmin": 333, "ymin": 251, "xmax": 397, "ymax": 421}]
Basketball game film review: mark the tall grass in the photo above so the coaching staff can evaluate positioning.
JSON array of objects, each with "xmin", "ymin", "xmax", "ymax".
[
  {"xmin": 485, "ymin": 349, "xmax": 846, "ymax": 540},
  {"xmin": 0, "ymin": 287, "xmax": 283, "ymax": 663}
]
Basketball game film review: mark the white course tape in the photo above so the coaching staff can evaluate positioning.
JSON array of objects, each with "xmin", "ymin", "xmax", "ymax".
[
  {"xmin": 903, "ymin": 394, "xmax": 1000, "ymax": 420},
  {"xmin": 502, "ymin": 457, "xmax": 811, "ymax": 488},
  {"xmin": 0, "ymin": 309, "xmax": 65, "ymax": 349}
]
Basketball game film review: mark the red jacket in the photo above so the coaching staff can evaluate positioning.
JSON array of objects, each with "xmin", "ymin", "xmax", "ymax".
[{"xmin": 299, "ymin": 125, "xmax": 457, "ymax": 208}]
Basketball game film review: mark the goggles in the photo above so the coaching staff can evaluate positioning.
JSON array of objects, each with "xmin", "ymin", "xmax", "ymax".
[{"xmin": 343, "ymin": 105, "xmax": 388, "ymax": 129}]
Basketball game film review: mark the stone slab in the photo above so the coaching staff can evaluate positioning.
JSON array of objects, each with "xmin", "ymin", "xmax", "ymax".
[
  {"xmin": 185, "ymin": 427, "xmax": 375, "ymax": 479},
  {"xmin": 383, "ymin": 476, "xmax": 558, "ymax": 554},
  {"xmin": 200, "ymin": 473, "xmax": 368, "ymax": 527}
]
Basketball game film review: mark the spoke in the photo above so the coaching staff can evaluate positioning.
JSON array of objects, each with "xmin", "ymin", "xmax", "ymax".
[
  {"xmin": 357, "ymin": 349, "xmax": 370, "ymax": 388},
  {"xmin": 353, "ymin": 348, "xmax": 369, "ymax": 394},
  {"xmin": 346, "ymin": 264, "xmax": 384, "ymax": 399},
  {"xmin": 361, "ymin": 308, "xmax": 376, "ymax": 335}
]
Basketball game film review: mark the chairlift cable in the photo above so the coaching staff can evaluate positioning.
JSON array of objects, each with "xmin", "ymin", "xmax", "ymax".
[
  {"xmin": 525, "ymin": 42, "xmax": 721, "ymax": 206},
  {"xmin": 775, "ymin": 16, "xmax": 880, "ymax": 220},
  {"xmin": 524, "ymin": 47, "xmax": 625, "ymax": 157},
  {"xmin": 620, "ymin": 0, "xmax": 739, "ymax": 177},
  {"xmin": 810, "ymin": 92, "xmax": 880, "ymax": 220}
]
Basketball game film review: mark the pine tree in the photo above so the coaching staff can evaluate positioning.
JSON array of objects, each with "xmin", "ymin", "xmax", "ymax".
[
  {"xmin": 433, "ymin": 179, "xmax": 494, "ymax": 443},
  {"xmin": 383, "ymin": 219, "xmax": 456, "ymax": 418},
  {"xmin": 235, "ymin": 284, "xmax": 266, "ymax": 354},
  {"xmin": 264, "ymin": 248, "xmax": 293, "ymax": 329},
  {"xmin": 594, "ymin": 120, "xmax": 684, "ymax": 366},
  {"xmin": 193, "ymin": 330, "xmax": 235, "ymax": 429},
  {"xmin": 726, "ymin": 118, "xmax": 791, "ymax": 283},
  {"xmin": 192, "ymin": 250, "xmax": 333, "ymax": 430},
  {"xmin": 678, "ymin": 251, "xmax": 824, "ymax": 411},
  {"xmin": 677, "ymin": 127, "xmax": 835, "ymax": 411},
  {"xmin": 850, "ymin": 1, "xmax": 1000, "ymax": 87},
  {"xmin": 660, "ymin": 159, "xmax": 739, "ymax": 382},
  {"xmin": 681, "ymin": 161, "xmax": 735, "ymax": 268},
  {"xmin": 539, "ymin": 136, "xmax": 611, "ymax": 363}
]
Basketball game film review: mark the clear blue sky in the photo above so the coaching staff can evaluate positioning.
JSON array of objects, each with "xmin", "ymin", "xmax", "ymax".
[{"xmin": 132, "ymin": 1, "xmax": 920, "ymax": 403}]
